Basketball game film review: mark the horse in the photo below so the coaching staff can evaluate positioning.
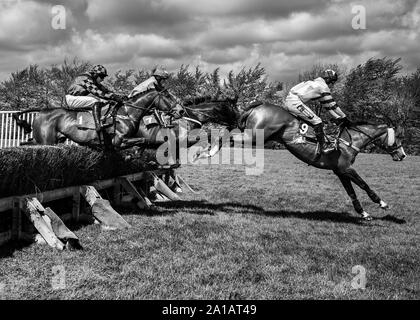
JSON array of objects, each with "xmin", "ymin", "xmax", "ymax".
[
  {"xmin": 131, "ymin": 96, "xmax": 238, "ymax": 193},
  {"xmin": 201, "ymin": 102, "xmax": 407, "ymax": 220},
  {"xmin": 134, "ymin": 96, "xmax": 239, "ymax": 146},
  {"xmin": 13, "ymin": 88, "xmax": 185, "ymax": 149}
]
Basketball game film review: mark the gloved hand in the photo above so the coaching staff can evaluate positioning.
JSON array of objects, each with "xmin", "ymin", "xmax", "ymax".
[{"xmin": 112, "ymin": 94, "xmax": 127, "ymax": 104}]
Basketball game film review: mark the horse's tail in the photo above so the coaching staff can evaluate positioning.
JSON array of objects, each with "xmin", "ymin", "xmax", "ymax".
[{"xmin": 12, "ymin": 108, "xmax": 42, "ymax": 134}]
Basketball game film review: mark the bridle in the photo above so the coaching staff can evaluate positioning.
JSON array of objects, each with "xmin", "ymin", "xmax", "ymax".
[
  {"xmin": 123, "ymin": 89, "xmax": 182, "ymax": 119},
  {"xmin": 344, "ymin": 125, "xmax": 402, "ymax": 155},
  {"xmin": 379, "ymin": 128, "xmax": 403, "ymax": 155}
]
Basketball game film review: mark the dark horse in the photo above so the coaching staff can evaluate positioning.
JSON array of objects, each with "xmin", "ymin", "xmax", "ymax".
[
  {"xmin": 132, "ymin": 96, "xmax": 238, "ymax": 192},
  {"xmin": 134, "ymin": 96, "xmax": 239, "ymax": 146},
  {"xmin": 13, "ymin": 88, "xmax": 185, "ymax": 149},
  {"xmin": 201, "ymin": 102, "xmax": 407, "ymax": 220}
]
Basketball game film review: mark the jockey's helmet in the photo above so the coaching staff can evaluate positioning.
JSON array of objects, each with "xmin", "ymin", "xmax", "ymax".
[
  {"xmin": 90, "ymin": 65, "xmax": 108, "ymax": 78},
  {"xmin": 152, "ymin": 67, "xmax": 169, "ymax": 79},
  {"xmin": 321, "ymin": 69, "xmax": 338, "ymax": 84}
]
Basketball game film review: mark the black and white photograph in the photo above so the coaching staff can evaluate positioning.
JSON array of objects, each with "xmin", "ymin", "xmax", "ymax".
[{"xmin": 0, "ymin": 0, "xmax": 418, "ymax": 306}]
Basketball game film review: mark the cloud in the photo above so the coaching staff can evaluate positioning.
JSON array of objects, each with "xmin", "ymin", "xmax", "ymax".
[
  {"xmin": 0, "ymin": 0, "xmax": 77, "ymax": 51},
  {"xmin": 0, "ymin": 0, "xmax": 419, "ymax": 83},
  {"xmin": 85, "ymin": 0, "xmax": 189, "ymax": 30},
  {"xmin": 172, "ymin": 0, "xmax": 332, "ymax": 18}
]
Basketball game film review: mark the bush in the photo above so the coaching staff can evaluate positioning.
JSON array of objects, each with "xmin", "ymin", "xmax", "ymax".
[
  {"xmin": 0, "ymin": 145, "xmax": 158, "ymax": 197},
  {"xmin": 1, "ymin": 57, "xmax": 419, "ymax": 154},
  {"xmin": 0, "ymin": 58, "xmax": 91, "ymax": 110}
]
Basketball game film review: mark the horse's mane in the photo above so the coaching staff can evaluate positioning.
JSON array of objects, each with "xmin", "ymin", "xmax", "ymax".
[
  {"xmin": 184, "ymin": 97, "xmax": 238, "ymax": 127},
  {"xmin": 187, "ymin": 99, "xmax": 233, "ymax": 107},
  {"xmin": 350, "ymin": 121, "xmax": 378, "ymax": 126}
]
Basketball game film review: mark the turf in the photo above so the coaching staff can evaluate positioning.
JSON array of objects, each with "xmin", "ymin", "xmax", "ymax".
[{"xmin": 0, "ymin": 149, "xmax": 418, "ymax": 299}]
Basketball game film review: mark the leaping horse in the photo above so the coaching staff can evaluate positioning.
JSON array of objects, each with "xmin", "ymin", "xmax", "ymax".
[
  {"xmin": 13, "ymin": 88, "xmax": 185, "ymax": 149},
  {"xmin": 134, "ymin": 96, "xmax": 239, "ymax": 146},
  {"xmin": 201, "ymin": 102, "xmax": 407, "ymax": 220},
  {"xmin": 132, "ymin": 96, "xmax": 239, "ymax": 192}
]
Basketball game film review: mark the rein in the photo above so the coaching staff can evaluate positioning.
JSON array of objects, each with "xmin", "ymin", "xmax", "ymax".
[
  {"xmin": 340, "ymin": 124, "xmax": 400, "ymax": 154},
  {"xmin": 183, "ymin": 105, "xmax": 213, "ymax": 119},
  {"xmin": 338, "ymin": 127, "xmax": 361, "ymax": 152},
  {"xmin": 121, "ymin": 89, "xmax": 178, "ymax": 122},
  {"xmin": 181, "ymin": 117, "xmax": 203, "ymax": 126}
]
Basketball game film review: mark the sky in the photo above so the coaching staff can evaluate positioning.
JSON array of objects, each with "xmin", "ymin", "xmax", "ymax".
[{"xmin": 0, "ymin": 0, "xmax": 419, "ymax": 83}]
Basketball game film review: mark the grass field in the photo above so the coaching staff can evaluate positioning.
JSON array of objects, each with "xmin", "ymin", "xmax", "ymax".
[{"xmin": 0, "ymin": 149, "xmax": 418, "ymax": 299}]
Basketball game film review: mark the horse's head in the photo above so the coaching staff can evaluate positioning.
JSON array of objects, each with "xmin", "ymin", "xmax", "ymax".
[
  {"xmin": 377, "ymin": 126, "xmax": 407, "ymax": 161},
  {"xmin": 156, "ymin": 89, "xmax": 185, "ymax": 119},
  {"xmin": 130, "ymin": 89, "xmax": 185, "ymax": 119},
  {"xmin": 208, "ymin": 98, "xmax": 239, "ymax": 130},
  {"xmin": 185, "ymin": 97, "xmax": 239, "ymax": 130}
]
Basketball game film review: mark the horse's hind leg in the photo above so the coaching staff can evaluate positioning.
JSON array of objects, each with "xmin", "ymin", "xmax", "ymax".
[
  {"xmin": 335, "ymin": 172, "xmax": 372, "ymax": 220},
  {"xmin": 346, "ymin": 167, "xmax": 389, "ymax": 210},
  {"xmin": 35, "ymin": 125, "xmax": 59, "ymax": 145}
]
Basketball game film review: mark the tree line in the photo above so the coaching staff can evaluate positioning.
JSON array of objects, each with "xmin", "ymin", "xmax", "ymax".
[{"xmin": 0, "ymin": 57, "xmax": 419, "ymax": 154}]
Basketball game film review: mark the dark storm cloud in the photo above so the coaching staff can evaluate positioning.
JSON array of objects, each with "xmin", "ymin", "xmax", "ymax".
[
  {"xmin": 85, "ymin": 0, "xmax": 190, "ymax": 31},
  {"xmin": 0, "ymin": 0, "xmax": 79, "ymax": 51},
  {"xmin": 0, "ymin": 0, "xmax": 419, "ymax": 83},
  {"xmin": 171, "ymin": 0, "xmax": 332, "ymax": 18}
]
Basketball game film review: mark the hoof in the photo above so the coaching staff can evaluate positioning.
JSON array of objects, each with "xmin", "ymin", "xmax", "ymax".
[
  {"xmin": 191, "ymin": 154, "xmax": 199, "ymax": 163},
  {"xmin": 379, "ymin": 200, "xmax": 390, "ymax": 210},
  {"xmin": 193, "ymin": 152, "xmax": 210, "ymax": 162},
  {"xmin": 361, "ymin": 211, "xmax": 372, "ymax": 221}
]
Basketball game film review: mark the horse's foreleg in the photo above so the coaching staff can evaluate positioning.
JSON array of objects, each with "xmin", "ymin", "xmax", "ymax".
[
  {"xmin": 193, "ymin": 128, "xmax": 231, "ymax": 160},
  {"xmin": 346, "ymin": 168, "xmax": 389, "ymax": 210},
  {"xmin": 335, "ymin": 172, "xmax": 372, "ymax": 220}
]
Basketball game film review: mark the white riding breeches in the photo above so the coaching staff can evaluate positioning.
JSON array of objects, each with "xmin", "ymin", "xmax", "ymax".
[
  {"xmin": 65, "ymin": 95, "xmax": 105, "ymax": 109},
  {"xmin": 285, "ymin": 93, "xmax": 322, "ymax": 125}
]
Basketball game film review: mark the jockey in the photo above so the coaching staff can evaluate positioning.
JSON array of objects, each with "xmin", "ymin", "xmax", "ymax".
[
  {"xmin": 285, "ymin": 69, "xmax": 350, "ymax": 154},
  {"xmin": 129, "ymin": 67, "xmax": 171, "ymax": 98},
  {"xmin": 66, "ymin": 64, "xmax": 126, "ymax": 132},
  {"xmin": 152, "ymin": 67, "xmax": 170, "ymax": 91}
]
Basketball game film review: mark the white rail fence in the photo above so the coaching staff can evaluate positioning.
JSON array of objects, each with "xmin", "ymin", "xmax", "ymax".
[
  {"xmin": 0, "ymin": 111, "xmax": 36, "ymax": 148},
  {"xmin": 0, "ymin": 111, "xmax": 74, "ymax": 148}
]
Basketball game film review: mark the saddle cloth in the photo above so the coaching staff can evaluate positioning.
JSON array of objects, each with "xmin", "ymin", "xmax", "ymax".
[
  {"xmin": 291, "ymin": 120, "xmax": 339, "ymax": 148},
  {"xmin": 143, "ymin": 114, "xmax": 160, "ymax": 126}
]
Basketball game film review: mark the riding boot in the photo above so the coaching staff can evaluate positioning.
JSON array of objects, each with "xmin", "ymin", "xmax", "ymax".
[
  {"xmin": 93, "ymin": 103, "xmax": 103, "ymax": 132},
  {"xmin": 314, "ymin": 123, "xmax": 335, "ymax": 154}
]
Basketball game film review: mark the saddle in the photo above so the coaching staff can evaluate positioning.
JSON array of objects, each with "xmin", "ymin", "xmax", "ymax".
[
  {"xmin": 143, "ymin": 111, "xmax": 173, "ymax": 128},
  {"xmin": 76, "ymin": 102, "xmax": 119, "ymax": 131}
]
